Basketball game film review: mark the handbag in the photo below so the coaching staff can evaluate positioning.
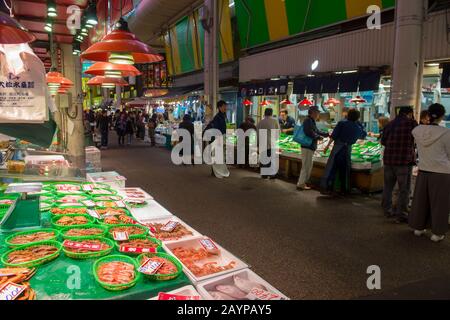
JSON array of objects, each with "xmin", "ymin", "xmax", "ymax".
[{"xmin": 293, "ymin": 124, "xmax": 313, "ymax": 147}]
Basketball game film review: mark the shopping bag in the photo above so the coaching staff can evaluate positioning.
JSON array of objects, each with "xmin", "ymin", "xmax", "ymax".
[{"xmin": 293, "ymin": 124, "xmax": 312, "ymax": 147}]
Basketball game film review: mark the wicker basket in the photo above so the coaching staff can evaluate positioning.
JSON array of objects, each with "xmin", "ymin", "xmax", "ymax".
[
  {"xmin": 136, "ymin": 252, "xmax": 183, "ymax": 281},
  {"xmin": 51, "ymin": 214, "xmax": 95, "ymax": 229},
  {"xmin": 5, "ymin": 228, "xmax": 60, "ymax": 248},
  {"xmin": 0, "ymin": 241, "xmax": 62, "ymax": 268},
  {"xmin": 115, "ymin": 235, "xmax": 162, "ymax": 256},
  {"xmin": 61, "ymin": 224, "xmax": 107, "ymax": 240},
  {"xmin": 93, "ymin": 255, "xmax": 140, "ymax": 291},
  {"xmin": 62, "ymin": 237, "xmax": 114, "ymax": 260}
]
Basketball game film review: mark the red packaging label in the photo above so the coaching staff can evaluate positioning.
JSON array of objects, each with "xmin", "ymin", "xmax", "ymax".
[
  {"xmin": 157, "ymin": 293, "xmax": 200, "ymax": 300},
  {"xmin": 0, "ymin": 282, "xmax": 26, "ymax": 301},
  {"xmin": 119, "ymin": 246, "xmax": 157, "ymax": 254},
  {"xmin": 63, "ymin": 240, "xmax": 103, "ymax": 251}
]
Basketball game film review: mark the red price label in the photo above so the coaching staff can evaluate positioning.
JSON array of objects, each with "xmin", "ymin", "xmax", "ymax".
[
  {"xmin": 158, "ymin": 293, "xmax": 200, "ymax": 300},
  {"xmin": 119, "ymin": 245, "xmax": 157, "ymax": 254},
  {"xmin": 0, "ymin": 282, "xmax": 26, "ymax": 301},
  {"xmin": 247, "ymin": 288, "xmax": 284, "ymax": 301},
  {"xmin": 113, "ymin": 231, "xmax": 129, "ymax": 241},
  {"xmin": 63, "ymin": 240, "xmax": 103, "ymax": 251}
]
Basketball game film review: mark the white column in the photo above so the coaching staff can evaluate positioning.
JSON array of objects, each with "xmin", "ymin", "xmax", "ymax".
[
  {"xmin": 390, "ymin": 0, "xmax": 425, "ymax": 119},
  {"xmin": 204, "ymin": 0, "xmax": 219, "ymax": 118}
]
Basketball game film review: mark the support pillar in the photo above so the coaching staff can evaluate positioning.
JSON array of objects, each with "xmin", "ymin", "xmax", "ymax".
[
  {"xmin": 391, "ymin": 0, "xmax": 425, "ymax": 119},
  {"xmin": 204, "ymin": 0, "xmax": 219, "ymax": 120}
]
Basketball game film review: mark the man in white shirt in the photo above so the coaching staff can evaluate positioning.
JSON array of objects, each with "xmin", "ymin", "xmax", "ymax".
[{"xmin": 257, "ymin": 108, "xmax": 280, "ymax": 179}]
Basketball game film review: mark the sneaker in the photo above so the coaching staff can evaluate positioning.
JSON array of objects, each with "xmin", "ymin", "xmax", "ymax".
[
  {"xmin": 414, "ymin": 230, "xmax": 427, "ymax": 237},
  {"xmin": 431, "ymin": 234, "xmax": 445, "ymax": 243},
  {"xmin": 297, "ymin": 185, "xmax": 312, "ymax": 191}
]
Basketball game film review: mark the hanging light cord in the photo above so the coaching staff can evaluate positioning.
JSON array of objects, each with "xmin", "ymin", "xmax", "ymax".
[{"xmin": 3, "ymin": 0, "xmax": 13, "ymax": 17}]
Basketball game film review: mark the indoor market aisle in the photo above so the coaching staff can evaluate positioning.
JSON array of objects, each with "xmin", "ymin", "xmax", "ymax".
[{"xmin": 101, "ymin": 139, "xmax": 450, "ymax": 300}]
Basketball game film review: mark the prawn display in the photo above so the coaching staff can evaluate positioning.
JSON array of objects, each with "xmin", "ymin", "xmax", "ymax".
[
  {"xmin": 96, "ymin": 208, "xmax": 127, "ymax": 216},
  {"xmin": 55, "ymin": 215, "xmax": 89, "ymax": 226},
  {"xmin": 109, "ymin": 226, "xmax": 146, "ymax": 236},
  {"xmin": 97, "ymin": 261, "xmax": 136, "ymax": 285},
  {"xmin": 9, "ymin": 231, "xmax": 56, "ymax": 245},
  {"xmin": 171, "ymin": 247, "xmax": 236, "ymax": 277},
  {"xmin": 0, "ymin": 268, "xmax": 36, "ymax": 286},
  {"xmin": 147, "ymin": 222, "xmax": 193, "ymax": 241},
  {"xmin": 120, "ymin": 239, "xmax": 159, "ymax": 249},
  {"xmin": 6, "ymin": 245, "xmax": 59, "ymax": 264},
  {"xmin": 51, "ymin": 208, "xmax": 88, "ymax": 215},
  {"xmin": 65, "ymin": 227, "xmax": 104, "ymax": 237},
  {"xmin": 64, "ymin": 240, "xmax": 111, "ymax": 253}
]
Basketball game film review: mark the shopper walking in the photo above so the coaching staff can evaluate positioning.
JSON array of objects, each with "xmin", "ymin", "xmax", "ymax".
[
  {"xmin": 381, "ymin": 106, "xmax": 418, "ymax": 223},
  {"xmin": 178, "ymin": 114, "xmax": 195, "ymax": 160},
  {"xmin": 206, "ymin": 100, "xmax": 229, "ymax": 178},
  {"xmin": 148, "ymin": 114, "xmax": 157, "ymax": 147},
  {"xmin": 297, "ymin": 106, "xmax": 329, "ymax": 191},
  {"xmin": 409, "ymin": 104, "xmax": 450, "ymax": 242},
  {"xmin": 115, "ymin": 113, "xmax": 127, "ymax": 146},
  {"xmin": 125, "ymin": 114, "xmax": 134, "ymax": 146},
  {"xmin": 239, "ymin": 116, "xmax": 257, "ymax": 167},
  {"xmin": 257, "ymin": 108, "xmax": 280, "ymax": 179},
  {"xmin": 96, "ymin": 110, "xmax": 110, "ymax": 150},
  {"xmin": 321, "ymin": 109, "xmax": 367, "ymax": 195}
]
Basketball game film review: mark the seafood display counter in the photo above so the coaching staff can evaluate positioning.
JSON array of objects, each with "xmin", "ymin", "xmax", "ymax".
[{"xmin": 0, "ymin": 180, "xmax": 288, "ymax": 300}]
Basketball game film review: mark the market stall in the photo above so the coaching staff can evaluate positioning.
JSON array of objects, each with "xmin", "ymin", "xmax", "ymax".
[{"xmin": 0, "ymin": 174, "xmax": 289, "ymax": 300}]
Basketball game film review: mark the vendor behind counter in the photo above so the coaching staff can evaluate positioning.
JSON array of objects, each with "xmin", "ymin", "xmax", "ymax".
[{"xmin": 279, "ymin": 110, "xmax": 296, "ymax": 135}]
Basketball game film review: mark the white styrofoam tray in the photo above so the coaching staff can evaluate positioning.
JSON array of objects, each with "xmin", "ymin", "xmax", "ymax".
[
  {"xmin": 115, "ymin": 187, "xmax": 153, "ymax": 201},
  {"xmin": 129, "ymin": 200, "xmax": 174, "ymax": 222},
  {"xmin": 142, "ymin": 216, "xmax": 203, "ymax": 244},
  {"xmin": 196, "ymin": 269, "xmax": 289, "ymax": 301},
  {"xmin": 149, "ymin": 285, "xmax": 205, "ymax": 300},
  {"xmin": 164, "ymin": 237, "xmax": 249, "ymax": 284}
]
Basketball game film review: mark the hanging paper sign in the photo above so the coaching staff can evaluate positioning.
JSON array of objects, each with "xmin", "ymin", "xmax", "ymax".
[
  {"xmin": 138, "ymin": 258, "xmax": 164, "ymax": 275},
  {"xmin": 119, "ymin": 245, "xmax": 157, "ymax": 254},
  {"xmin": 112, "ymin": 231, "xmax": 129, "ymax": 241},
  {"xmin": 247, "ymin": 288, "xmax": 285, "ymax": 301},
  {"xmin": 0, "ymin": 44, "xmax": 48, "ymax": 123},
  {"xmin": 160, "ymin": 221, "xmax": 179, "ymax": 233},
  {"xmin": 62, "ymin": 240, "xmax": 103, "ymax": 251},
  {"xmin": 0, "ymin": 282, "xmax": 26, "ymax": 301},
  {"xmin": 157, "ymin": 293, "xmax": 200, "ymax": 300}
]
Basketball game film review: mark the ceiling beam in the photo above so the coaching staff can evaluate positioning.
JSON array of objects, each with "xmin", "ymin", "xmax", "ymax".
[{"xmin": 16, "ymin": 15, "xmax": 68, "ymax": 25}]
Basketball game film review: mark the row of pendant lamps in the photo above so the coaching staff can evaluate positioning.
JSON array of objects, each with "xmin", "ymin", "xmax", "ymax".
[{"xmin": 245, "ymin": 96, "xmax": 366, "ymax": 108}]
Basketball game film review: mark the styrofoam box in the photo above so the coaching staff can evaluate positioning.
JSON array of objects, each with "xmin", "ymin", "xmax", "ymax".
[
  {"xmin": 164, "ymin": 237, "xmax": 249, "ymax": 284},
  {"xmin": 149, "ymin": 285, "xmax": 205, "ymax": 300},
  {"xmin": 116, "ymin": 187, "xmax": 153, "ymax": 201},
  {"xmin": 143, "ymin": 216, "xmax": 203, "ymax": 245},
  {"xmin": 129, "ymin": 200, "xmax": 174, "ymax": 222},
  {"xmin": 87, "ymin": 171, "xmax": 127, "ymax": 189},
  {"xmin": 196, "ymin": 269, "xmax": 290, "ymax": 301}
]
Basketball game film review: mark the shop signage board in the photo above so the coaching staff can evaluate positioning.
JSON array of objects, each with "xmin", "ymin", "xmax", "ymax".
[
  {"xmin": 239, "ymin": 80, "xmax": 289, "ymax": 97},
  {"xmin": 0, "ymin": 44, "xmax": 48, "ymax": 123}
]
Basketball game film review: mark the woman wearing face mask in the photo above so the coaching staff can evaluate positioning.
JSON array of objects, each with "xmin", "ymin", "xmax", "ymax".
[{"xmin": 409, "ymin": 104, "xmax": 450, "ymax": 242}]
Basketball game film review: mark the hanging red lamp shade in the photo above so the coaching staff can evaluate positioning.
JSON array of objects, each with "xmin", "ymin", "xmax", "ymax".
[
  {"xmin": 260, "ymin": 100, "xmax": 270, "ymax": 106},
  {"xmin": 81, "ymin": 18, "xmax": 163, "ymax": 65},
  {"xmin": 144, "ymin": 89, "xmax": 169, "ymax": 98},
  {"xmin": 46, "ymin": 71, "xmax": 72, "ymax": 96},
  {"xmin": 87, "ymin": 76, "xmax": 129, "ymax": 88},
  {"xmin": 298, "ymin": 98, "xmax": 313, "ymax": 106},
  {"xmin": 280, "ymin": 99, "xmax": 293, "ymax": 105},
  {"xmin": 350, "ymin": 96, "xmax": 367, "ymax": 104},
  {"xmin": 324, "ymin": 98, "xmax": 341, "ymax": 107},
  {"xmin": 243, "ymin": 98, "xmax": 253, "ymax": 106},
  {"xmin": 84, "ymin": 62, "xmax": 142, "ymax": 78},
  {"xmin": 0, "ymin": 12, "xmax": 35, "ymax": 44}
]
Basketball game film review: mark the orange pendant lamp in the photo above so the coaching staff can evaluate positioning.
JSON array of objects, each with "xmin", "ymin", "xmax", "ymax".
[
  {"xmin": 298, "ymin": 98, "xmax": 313, "ymax": 106},
  {"xmin": 87, "ymin": 76, "xmax": 128, "ymax": 88},
  {"xmin": 260, "ymin": 100, "xmax": 270, "ymax": 106},
  {"xmin": 280, "ymin": 99, "xmax": 293, "ymax": 105},
  {"xmin": 324, "ymin": 98, "xmax": 341, "ymax": 107},
  {"xmin": 0, "ymin": 12, "xmax": 35, "ymax": 44},
  {"xmin": 46, "ymin": 71, "xmax": 73, "ymax": 96},
  {"xmin": 81, "ymin": 18, "xmax": 163, "ymax": 65},
  {"xmin": 243, "ymin": 98, "xmax": 253, "ymax": 106},
  {"xmin": 84, "ymin": 62, "xmax": 142, "ymax": 78},
  {"xmin": 350, "ymin": 96, "xmax": 367, "ymax": 105},
  {"xmin": 144, "ymin": 89, "xmax": 169, "ymax": 98}
]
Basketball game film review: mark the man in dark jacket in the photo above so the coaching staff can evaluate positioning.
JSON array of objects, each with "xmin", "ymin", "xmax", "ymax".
[
  {"xmin": 297, "ymin": 106, "xmax": 329, "ymax": 190},
  {"xmin": 96, "ymin": 110, "xmax": 110, "ymax": 150},
  {"xmin": 381, "ymin": 106, "xmax": 418, "ymax": 223},
  {"xmin": 207, "ymin": 100, "xmax": 228, "ymax": 135}
]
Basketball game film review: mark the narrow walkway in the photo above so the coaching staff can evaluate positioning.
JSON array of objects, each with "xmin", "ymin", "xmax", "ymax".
[{"xmin": 101, "ymin": 136, "xmax": 450, "ymax": 299}]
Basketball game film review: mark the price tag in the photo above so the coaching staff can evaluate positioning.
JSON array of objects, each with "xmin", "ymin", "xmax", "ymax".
[
  {"xmin": 138, "ymin": 258, "xmax": 164, "ymax": 275},
  {"xmin": 119, "ymin": 245, "xmax": 157, "ymax": 254},
  {"xmin": 112, "ymin": 231, "xmax": 129, "ymax": 241},
  {"xmin": 62, "ymin": 240, "xmax": 103, "ymax": 251},
  {"xmin": 82, "ymin": 184, "xmax": 94, "ymax": 191},
  {"xmin": 87, "ymin": 209, "xmax": 101, "ymax": 219},
  {"xmin": 247, "ymin": 288, "xmax": 285, "ymax": 301},
  {"xmin": 157, "ymin": 293, "xmax": 200, "ymax": 300},
  {"xmin": 82, "ymin": 200, "xmax": 96, "ymax": 207},
  {"xmin": 199, "ymin": 238, "xmax": 220, "ymax": 255},
  {"xmin": 0, "ymin": 282, "xmax": 26, "ymax": 301},
  {"xmin": 116, "ymin": 201, "xmax": 126, "ymax": 208},
  {"xmin": 160, "ymin": 221, "xmax": 179, "ymax": 233}
]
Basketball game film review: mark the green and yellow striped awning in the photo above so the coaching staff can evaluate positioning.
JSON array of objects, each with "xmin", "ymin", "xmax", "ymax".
[
  {"xmin": 163, "ymin": 0, "xmax": 234, "ymax": 76},
  {"xmin": 236, "ymin": 0, "xmax": 396, "ymax": 49}
]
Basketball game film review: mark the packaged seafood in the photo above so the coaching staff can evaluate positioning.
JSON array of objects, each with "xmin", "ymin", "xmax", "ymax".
[
  {"xmin": 149, "ymin": 285, "xmax": 204, "ymax": 300},
  {"xmin": 54, "ymin": 184, "xmax": 85, "ymax": 194},
  {"xmin": 136, "ymin": 253, "xmax": 182, "ymax": 281},
  {"xmin": 50, "ymin": 207, "xmax": 88, "ymax": 215},
  {"xmin": 62, "ymin": 225, "xmax": 107, "ymax": 239},
  {"xmin": 52, "ymin": 214, "xmax": 93, "ymax": 228},
  {"xmin": 164, "ymin": 237, "xmax": 248, "ymax": 283},
  {"xmin": 117, "ymin": 187, "xmax": 153, "ymax": 200},
  {"xmin": 5, "ymin": 229, "xmax": 59, "ymax": 247},
  {"xmin": 196, "ymin": 269, "xmax": 289, "ymax": 301},
  {"xmin": 56, "ymin": 195, "xmax": 89, "ymax": 204},
  {"xmin": 95, "ymin": 208, "xmax": 128, "ymax": 217},
  {"xmin": 144, "ymin": 217, "xmax": 202, "ymax": 244},
  {"xmin": 93, "ymin": 255, "xmax": 140, "ymax": 291},
  {"xmin": 1, "ymin": 241, "xmax": 62, "ymax": 268}
]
